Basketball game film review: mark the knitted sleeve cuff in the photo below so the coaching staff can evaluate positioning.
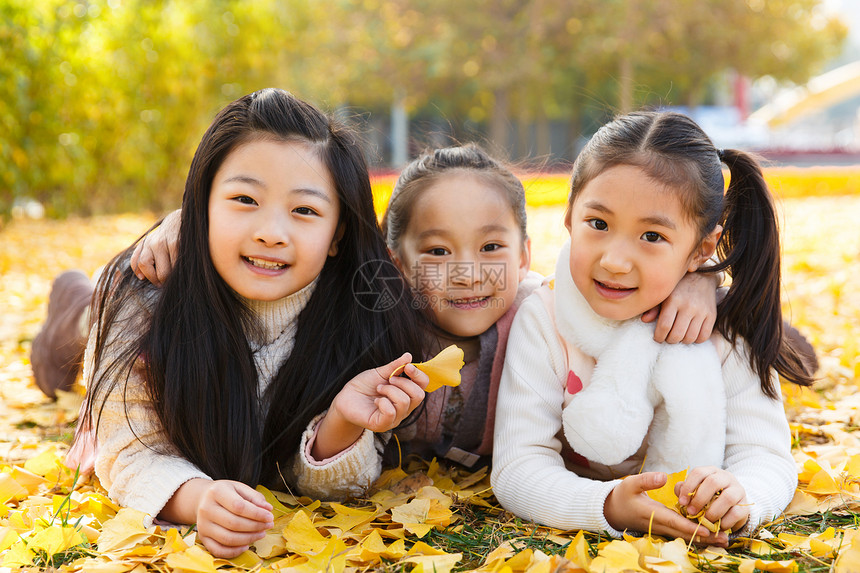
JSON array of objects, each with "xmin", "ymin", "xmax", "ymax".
[
  {"xmin": 594, "ymin": 479, "xmax": 624, "ymax": 538},
  {"xmin": 303, "ymin": 414, "xmax": 360, "ymax": 466},
  {"xmin": 289, "ymin": 413, "xmax": 382, "ymax": 501}
]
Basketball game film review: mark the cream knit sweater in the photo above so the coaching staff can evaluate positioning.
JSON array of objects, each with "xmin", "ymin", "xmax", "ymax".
[
  {"xmin": 491, "ymin": 280, "xmax": 797, "ymax": 536},
  {"xmin": 88, "ymin": 281, "xmax": 380, "ymax": 525}
]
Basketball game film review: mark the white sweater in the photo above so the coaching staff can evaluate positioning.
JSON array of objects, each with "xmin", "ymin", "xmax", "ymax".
[
  {"xmin": 491, "ymin": 291, "xmax": 797, "ymax": 536},
  {"xmin": 88, "ymin": 281, "xmax": 380, "ymax": 524}
]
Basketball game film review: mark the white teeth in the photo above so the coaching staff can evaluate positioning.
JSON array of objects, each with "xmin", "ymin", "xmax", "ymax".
[{"xmin": 245, "ymin": 256, "xmax": 286, "ymax": 270}]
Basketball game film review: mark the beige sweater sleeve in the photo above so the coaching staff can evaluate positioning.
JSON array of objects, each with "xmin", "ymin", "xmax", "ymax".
[
  {"xmin": 88, "ymin": 296, "xmax": 209, "ymax": 525},
  {"xmin": 287, "ymin": 413, "xmax": 382, "ymax": 500}
]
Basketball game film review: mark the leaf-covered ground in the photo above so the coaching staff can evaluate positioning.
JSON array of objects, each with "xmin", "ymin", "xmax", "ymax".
[{"xmin": 0, "ymin": 193, "xmax": 859, "ymax": 572}]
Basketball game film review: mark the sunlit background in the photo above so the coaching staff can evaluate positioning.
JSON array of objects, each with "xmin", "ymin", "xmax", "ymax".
[{"xmin": 1, "ymin": 0, "xmax": 858, "ymax": 219}]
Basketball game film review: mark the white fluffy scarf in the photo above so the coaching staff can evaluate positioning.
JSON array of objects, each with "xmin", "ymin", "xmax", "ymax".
[{"xmin": 554, "ymin": 241, "xmax": 726, "ymax": 473}]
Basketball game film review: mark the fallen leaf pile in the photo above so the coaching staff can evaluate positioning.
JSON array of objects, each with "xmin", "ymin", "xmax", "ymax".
[{"xmin": 0, "ymin": 188, "xmax": 859, "ymax": 572}]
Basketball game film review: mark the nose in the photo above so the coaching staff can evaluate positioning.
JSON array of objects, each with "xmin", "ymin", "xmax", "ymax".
[
  {"xmin": 599, "ymin": 240, "xmax": 633, "ymax": 275},
  {"xmin": 253, "ymin": 209, "xmax": 289, "ymax": 247},
  {"xmin": 447, "ymin": 253, "xmax": 480, "ymax": 288}
]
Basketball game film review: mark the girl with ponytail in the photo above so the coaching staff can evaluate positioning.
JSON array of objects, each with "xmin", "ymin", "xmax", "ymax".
[{"xmin": 492, "ymin": 111, "xmax": 811, "ymax": 545}]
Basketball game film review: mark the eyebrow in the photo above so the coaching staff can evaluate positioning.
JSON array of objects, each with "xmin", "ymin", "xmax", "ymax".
[
  {"xmin": 416, "ymin": 228, "xmax": 450, "ymax": 241},
  {"xmin": 416, "ymin": 223, "xmax": 513, "ymax": 241},
  {"xmin": 480, "ymin": 223, "xmax": 513, "ymax": 234},
  {"xmin": 222, "ymin": 175, "xmax": 332, "ymax": 203},
  {"xmin": 582, "ymin": 200, "xmax": 677, "ymax": 230}
]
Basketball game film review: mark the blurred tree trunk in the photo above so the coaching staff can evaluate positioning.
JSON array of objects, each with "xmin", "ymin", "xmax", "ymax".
[{"xmin": 391, "ymin": 89, "xmax": 409, "ymax": 167}]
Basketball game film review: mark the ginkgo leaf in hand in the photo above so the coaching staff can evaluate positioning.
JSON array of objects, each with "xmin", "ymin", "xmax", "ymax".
[
  {"xmin": 645, "ymin": 469, "xmax": 687, "ymax": 508},
  {"xmin": 391, "ymin": 345, "xmax": 464, "ymax": 392},
  {"xmin": 644, "ymin": 469, "xmax": 723, "ymax": 533}
]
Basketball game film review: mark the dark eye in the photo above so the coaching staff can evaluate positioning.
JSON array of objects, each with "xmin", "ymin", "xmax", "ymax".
[
  {"xmin": 642, "ymin": 231, "xmax": 663, "ymax": 243},
  {"xmin": 294, "ymin": 206, "xmax": 318, "ymax": 216},
  {"xmin": 233, "ymin": 195, "xmax": 257, "ymax": 205},
  {"xmin": 428, "ymin": 247, "xmax": 449, "ymax": 256},
  {"xmin": 481, "ymin": 243, "xmax": 502, "ymax": 252},
  {"xmin": 588, "ymin": 218, "xmax": 608, "ymax": 231}
]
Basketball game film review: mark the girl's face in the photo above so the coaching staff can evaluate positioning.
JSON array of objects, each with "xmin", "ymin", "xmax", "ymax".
[
  {"xmin": 208, "ymin": 139, "xmax": 341, "ymax": 301},
  {"xmin": 565, "ymin": 164, "xmax": 719, "ymax": 321},
  {"xmin": 392, "ymin": 171, "xmax": 530, "ymax": 338}
]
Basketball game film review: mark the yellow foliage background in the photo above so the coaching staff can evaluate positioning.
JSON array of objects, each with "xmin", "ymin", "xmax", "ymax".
[{"xmin": 0, "ymin": 169, "xmax": 859, "ymax": 571}]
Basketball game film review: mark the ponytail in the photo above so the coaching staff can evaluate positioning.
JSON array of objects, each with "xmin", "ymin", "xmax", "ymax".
[{"xmin": 714, "ymin": 149, "xmax": 813, "ymax": 398}]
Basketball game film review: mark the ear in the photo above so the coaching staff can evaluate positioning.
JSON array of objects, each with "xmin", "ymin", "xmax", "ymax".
[
  {"xmin": 688, "ymin": 224, "xmax": 722, "ymax": 272},
  {"xmin": 563, "ymin": 204, "xmax": 573, "ymax": 233},
  {"xmin": 518, "ymin": 237, "xmax": 532, "ymax": 282},
  {"xmin": 328, "ymin": 223, "xmax": 346, "ymax": 257},
  {"xmin": 388, "ymin": 246, "xmax": 405, "ymax": 274}
]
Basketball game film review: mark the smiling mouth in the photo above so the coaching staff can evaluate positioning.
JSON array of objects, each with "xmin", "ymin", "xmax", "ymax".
[
  {"xmin": 595, "ymin": 280, "xmax": 633, "ymax": 292},
  {"xmin": 448, "ymin": 296, "xmax": 490, "ymax": 308},
  {"xmin": 243, "ymin": 256, "xmax": 288, "ymax": 270},
  {"xmin": 594, "ymin": 280, "xmax": 636, "ymax": 299}
]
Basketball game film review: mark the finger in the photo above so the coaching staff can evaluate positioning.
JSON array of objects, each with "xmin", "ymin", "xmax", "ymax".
[
  {"xmin": 664, "ymin": 313, "xmax": 689, "ymax": 345},
  {"xmin": 167, "ymin": 235, "xmax": 179, "ymax": 267},
  {"xmin": 626, "ymin": 472, "xmax": 668, "ymax": 495},
  {"xmin": 232, "ymin": 483, "xmax": 274, "ymax": 513},
  {"xmin": 375, "ymin": 384, "xmax": 413, "ymax": 413},
  {"xmin": 704, "ymin": 488, "xmax": 745, "ymax": 523},
  {"xmin": 207, "ymin": 483, "xmax": 273, "ymax": 526},
  {"xmin": 153, "ymin": 240, "xmax": 173, "ymax": 285},
  {"xmin": 379, "ymin": 353, "xmax": 413, "ymax": 379},
  {"xmin": 399, "ymin": 363, "xmax": 430, "ymax": 390},
  {"xmin": 199, "ymin": 533, "xmax": 256, "ymax": 559},
  {"xmin": 137, "ymin": 246, "xmax": 160, "ymax": 286},
  {"xmin": 205, "ymin": 502, "xmax": 273, "ymax": 533},
  {"xmin": 653, "ymin": 308, "xmax": 677, "ymax": 343},
  {"xmin": 367, "ymin": 397, "xmax": 397, "ymax": 430},
  {"xmin": 645, "ymin": 504, "xmax": 714, "ymax": 541},
  {"xmin": 680, "ymin": 316, "xmax": 705, "ymax": 345},
  {"xmin": 653, "ymin": 511, "xmax": 723, "ymax": 545},
  {"xmin": 676, "ymin": 466, "xmax": 716, "ymax": 505},
  {"xmin": 687, "ymin": 474, "xmax": 731, "ymax": 516},
  {"xmin": 129, "ymin": 242, "xmax": 144, "ymax": 279},
  {"xmin": 697, "ymin": 314, "xmax": 716, "ymax": 343},
  {"xmin": 386, "ymin": 368, "xmax": 428, "ymax": 399},
  {"xmin": 641, "ymin": 306, "xmax": 659, "ymax": 323},
  {"xmin": 720, "ymin": 506, "xmax": 750, "ymax": 534}
]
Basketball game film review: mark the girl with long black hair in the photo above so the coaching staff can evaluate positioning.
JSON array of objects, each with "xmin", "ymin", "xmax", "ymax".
[{"xmin": 70, "ymin": 88, "xmax": 429, "ymax": 557}]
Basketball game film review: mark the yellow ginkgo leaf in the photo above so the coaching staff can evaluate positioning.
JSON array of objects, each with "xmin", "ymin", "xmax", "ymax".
[
  {"xmin": 806, "ymin": 469, "xmax": 841, "ymax": 495},
  {"xmin": 589, "ymin": 539, "xmax": 648, "ymax": 573},
  {"xmin": 282, "ymin": 510, "xmax": 329, "ymax": 554},
  {"xmin": 563, "ymin": 530, "xmax": 592, "ymax": 569},
  {"xmin": 164, "ymin": 545, "xmax": 218, "ymax": 573},
  {"xmin": 391, "ymin": 345, "xmax": 464, "ymax": 393},
  {"xmin": 644, "ymin": 469, "xmax": 687, "ymax": 508}
]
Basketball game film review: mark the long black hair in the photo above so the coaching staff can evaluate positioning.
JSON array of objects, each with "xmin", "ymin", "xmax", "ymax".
[
  {"xmin": 567, "ymin": 110, "xmax": 812, "ymax": 398},
  {"xmin": 83, "ymin": 88, "xmax": 428, "ymax": 486}
]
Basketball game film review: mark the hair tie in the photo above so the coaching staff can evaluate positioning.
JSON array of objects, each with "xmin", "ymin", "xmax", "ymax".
[{"xmin": 717, "ymin": 148, "xmax": 725, "ymax": 162}]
